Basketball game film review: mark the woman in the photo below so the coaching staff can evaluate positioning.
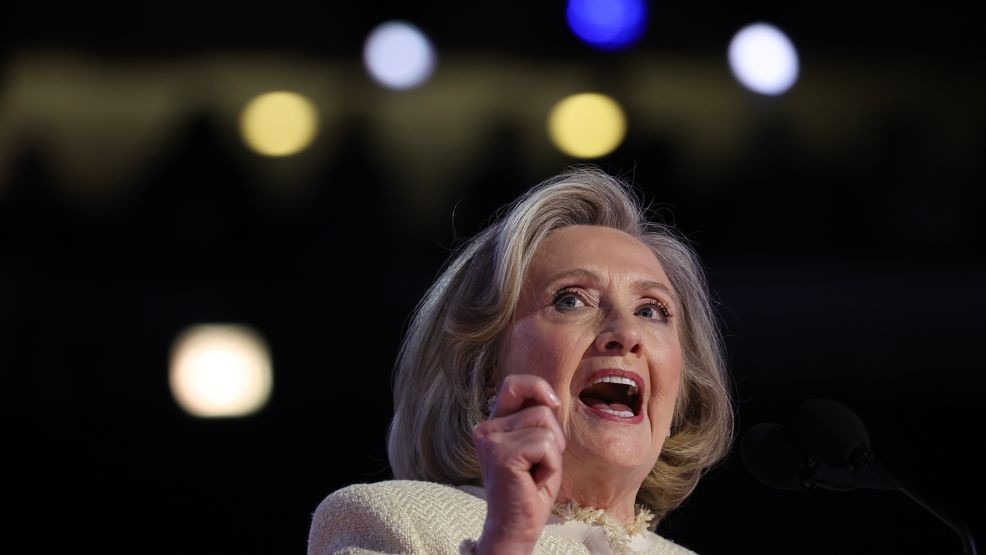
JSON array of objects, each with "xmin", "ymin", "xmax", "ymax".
[{"xmin": 308, "ymin": 168, "xmax": 733, "ymax": 554}]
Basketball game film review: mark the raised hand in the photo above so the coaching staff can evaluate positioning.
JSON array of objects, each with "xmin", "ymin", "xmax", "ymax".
[{"xmin": 472, "ymin": 374, "xmax": 566, "ymax": 555}]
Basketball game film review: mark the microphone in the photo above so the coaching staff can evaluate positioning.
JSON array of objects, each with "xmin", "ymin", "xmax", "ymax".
[
  {"xmin": 742, "ymin": 398, "xmax": 978, "ymax": 555},
  {"xmin": 791, "ymin": 398, "xmax": 870, "ymax": 468}
]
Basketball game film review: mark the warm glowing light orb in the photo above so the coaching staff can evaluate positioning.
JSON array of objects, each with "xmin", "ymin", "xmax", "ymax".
[
  {"xmin": 169, "ymin": 324, "xmax": 273, "ymax": 418},
  {"xmin": 239, "ymin": 91, "xmax": 319, "ymax": 156},
  {"xmin": 547, "ymin": 93, "xmax": 627, "ymax": 159},
  {"xmin": 728, "ymin": 23, "xmax": 800, "ymax": 96},
  {"xmin": 363, "ymin": 21, "xmax": 436, "ymax": 90},
  {"xmin": 566, "ymin": 0, "xmax": 647, "ymax": 51}
]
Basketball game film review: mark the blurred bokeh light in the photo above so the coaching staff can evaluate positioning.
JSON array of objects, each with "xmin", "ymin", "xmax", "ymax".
[
  {"xmin": 169, "ymin": 324, "xmax": 273, "ymax": 418},
  {"xmin": 547, "ymin": 93, "xmax": 627, "ymax": 158},
  {"xmin": 239, "ymin": 91, "xmax": 320, "ymax": 156},
  {"xmin": 363, "ymin": 21, "xmax": 436, "ymax": 90},
  {"xmin": 728, "ymin": 23, "xmax": 800, "ymax": 95},
  {"xmin": 566, "ymin": 0, "xmax": 648, "ymax": 50}
]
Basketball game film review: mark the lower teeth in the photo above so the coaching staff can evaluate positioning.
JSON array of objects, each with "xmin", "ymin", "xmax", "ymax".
[{"xmin": 598, "ymin": 408, "xmax": 634, "ymax": 418}]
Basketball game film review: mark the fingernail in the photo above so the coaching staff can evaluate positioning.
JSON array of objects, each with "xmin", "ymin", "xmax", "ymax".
[{"xmin": 548, "ymin": 391, "xmax": 560, "ymax": 405}]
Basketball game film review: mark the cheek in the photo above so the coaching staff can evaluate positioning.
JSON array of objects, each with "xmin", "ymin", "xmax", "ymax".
[
  {"xmin": 651, "ymin": 337, "xmax": 684, "ymax": 401},
  {"xmin": 502, "ymin": 320, "xmax": 582, "ymax": 386}
]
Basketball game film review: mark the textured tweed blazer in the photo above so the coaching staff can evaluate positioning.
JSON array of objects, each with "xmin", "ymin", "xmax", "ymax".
[{"xmin": 307, "ymin": 480, "xmax": 697, "ymax": 555}]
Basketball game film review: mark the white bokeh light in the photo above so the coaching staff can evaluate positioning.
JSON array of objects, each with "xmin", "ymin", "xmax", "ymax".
[
  {"xmin": 363, "ymin": 21, "xmax": 436, "ymax": 90},
  {"xmin": 728, "ymin": 23, "xmax": 800, "ymax": 96},
  {"xmin": 169, "ymin": 324, "xmax": 273, "ymax": 418}
]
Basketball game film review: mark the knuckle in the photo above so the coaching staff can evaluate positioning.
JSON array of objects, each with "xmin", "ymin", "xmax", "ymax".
[{"xmin": 533, "ymin": 429, "xmax": 554, "ymax": 450}]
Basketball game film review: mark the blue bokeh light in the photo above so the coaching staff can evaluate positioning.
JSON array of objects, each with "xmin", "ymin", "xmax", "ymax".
[{"xmin": 566, "ymin": 0, "xmax": 648, "ymax": 51}]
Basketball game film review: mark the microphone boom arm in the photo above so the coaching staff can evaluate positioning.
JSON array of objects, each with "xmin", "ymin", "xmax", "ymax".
[{"xmin": 870, "ymin": 461, "xmax": 978, "ymax": 555}]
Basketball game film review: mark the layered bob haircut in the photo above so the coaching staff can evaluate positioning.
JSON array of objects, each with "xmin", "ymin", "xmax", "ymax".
[{"xmin": 387, "ymin": 167, "xmax": 733, "ymax": 522}]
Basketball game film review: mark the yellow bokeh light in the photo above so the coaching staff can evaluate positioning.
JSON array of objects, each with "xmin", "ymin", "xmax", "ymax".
[
  {"xmin": 547, "ymin": 93, "xmax": 627, "ymax": 159},
  {"xmin": 169, "ymin": 324, "xmax": 273, "ymax": 418},
  {"xmin": 239, "ymin": 91, "xmax": 319, "ymax": 157}
]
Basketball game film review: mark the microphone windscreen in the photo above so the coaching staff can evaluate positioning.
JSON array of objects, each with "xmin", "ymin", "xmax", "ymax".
[
  {"xmin": 741, "ymin": 422, "xmax": 810, "ymax": 491},
  {"xmin": 791, "ymin": 398, "xmax": 871, "ymax": 467}
]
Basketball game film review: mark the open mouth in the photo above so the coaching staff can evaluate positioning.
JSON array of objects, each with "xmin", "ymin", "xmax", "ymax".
[{"xmin": 578, "ymin": 371, "xmax": 643, "ymax": 420}]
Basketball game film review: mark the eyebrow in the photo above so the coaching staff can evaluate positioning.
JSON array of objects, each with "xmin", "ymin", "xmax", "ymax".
[{"xmin": 543, "ymin": 267, "xmax": 679, "ymax": 304}]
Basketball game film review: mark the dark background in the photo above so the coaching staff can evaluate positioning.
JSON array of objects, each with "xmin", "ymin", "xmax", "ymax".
[{"xmin": 2, "ymin": 1, "xmax": 983, "ymax": 553}]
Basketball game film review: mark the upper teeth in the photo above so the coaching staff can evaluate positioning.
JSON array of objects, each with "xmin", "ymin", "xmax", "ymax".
[{"xmin": 593, "ymin": 376, "xmax": 639, "ymax": 393}]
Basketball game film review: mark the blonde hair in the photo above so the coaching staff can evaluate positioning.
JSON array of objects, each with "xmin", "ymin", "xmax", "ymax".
[{"xmin": 387, "ymin": 167, "xmax": 733, "ymax": 522}]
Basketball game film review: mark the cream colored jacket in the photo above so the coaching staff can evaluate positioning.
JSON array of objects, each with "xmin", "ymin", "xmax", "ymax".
[{"xmin": 307, "ymin": 480, "xmax": 697, "ymax": 555}]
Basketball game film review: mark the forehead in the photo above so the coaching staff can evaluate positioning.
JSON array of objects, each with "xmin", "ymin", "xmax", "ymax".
[{"xmin": 528, "ymin": 225, "xmax": 670, "ymax": 285}]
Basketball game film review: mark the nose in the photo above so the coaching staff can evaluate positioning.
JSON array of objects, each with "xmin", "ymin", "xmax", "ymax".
[{"xmin": 594, "ymin": 310, "xmax": 643, "ymax": 356}]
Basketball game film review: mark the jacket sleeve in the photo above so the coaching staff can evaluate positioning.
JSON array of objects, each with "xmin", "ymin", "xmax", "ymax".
[{"xmin": 307, "ymin": 484, "xmax": 423, "ymax": 555}]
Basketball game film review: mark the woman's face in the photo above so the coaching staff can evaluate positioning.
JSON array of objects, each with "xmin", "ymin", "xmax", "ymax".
[{"xmin": 500, "ymin": 225, "xmax": 683, "ymax": 483}]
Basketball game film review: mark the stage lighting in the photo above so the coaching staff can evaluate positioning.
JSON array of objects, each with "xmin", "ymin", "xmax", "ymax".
[
  {"xmin": 169, "ymin": 324, "xmax": 273, "ymax": 418},
  {"xmin": 239, "ymin": 91, "xmax": 319, "ymax": 156},
  {"xmin": 364, "ymin": 21, "xmax": 436, "ymax": 90},
  {"xmin": 566, "ymin": 0, "xmax": 647, "ymax": 51},
  {"xmin": 728, "ymin": 23, "xmax": 800, "ymax": 96},
  {"xmin": 548, "ymin": 93, "xmax": 627, "ymax": 159}
]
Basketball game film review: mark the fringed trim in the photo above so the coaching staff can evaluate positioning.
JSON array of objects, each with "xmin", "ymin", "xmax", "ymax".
[{"xmin": 552, "ymin": 501, "xmax": 655, "ymax": 555}]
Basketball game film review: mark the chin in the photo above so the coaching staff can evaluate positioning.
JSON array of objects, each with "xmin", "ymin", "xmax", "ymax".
[{"xmin": 568, "ymin": 415, "xmax": 660, "ymax": 473}]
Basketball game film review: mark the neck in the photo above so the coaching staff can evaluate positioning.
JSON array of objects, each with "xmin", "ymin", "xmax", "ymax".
[{"xmin": 558, "ymin": 458, "xmax": 644, "ymax": 525}]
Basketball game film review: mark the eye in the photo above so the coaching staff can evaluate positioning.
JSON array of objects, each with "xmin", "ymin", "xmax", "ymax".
[
  {"xmin": 636, "ymin": 301, "xmax": 672, "ymax": 321},
  {"xmin": 553, "ymin": 289, "xmax": 587, "ymax": 311}
]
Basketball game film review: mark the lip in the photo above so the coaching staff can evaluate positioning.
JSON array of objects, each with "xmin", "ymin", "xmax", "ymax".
[{"xmin": 578, "ymin": 368, "xmax": 645, "ymax": 424}]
